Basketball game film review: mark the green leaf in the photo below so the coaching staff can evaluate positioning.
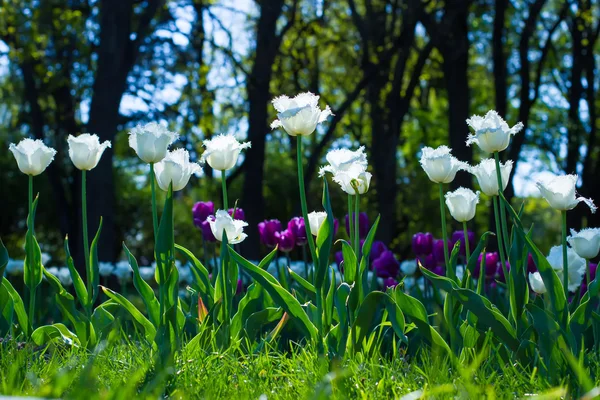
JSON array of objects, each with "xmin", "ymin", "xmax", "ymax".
[
  {"xmin": 64, "ymin": 235, "xmax": 88, "ymax": 309},
  {"xmin": 24, "ymin": 196, "xmax": 43, "ymax": 290},
  {"xmin": 91, "ymin": 302, "xmax": 115, "ymax": 340},
  {"xmin": 155, "ymin": 185, "xmax": 174, "ymax": 285},
  {"xmin": 102, "ymin": 286, "xmax": 156, "ymax": 344},
  {"xmin": 123, "ymin": 243, "xmax": 159, "ymax": 327},
  {"xmin": 465, "ymin": 232, "xmax": 494, "ymax": 282},
  {"xmin": 32, "ymin": 323, "xmax": 80, "ymax": 347},
  {"xmin": 288, "ymin": 267, "xmax": 316, "ymax": 296},
  {"xmin": 569, "ymin": 277, "xmax": 599, "ymax": 352},
  {"xmin": 244, "ymin": 307, "xmax": 283, "ymax": 340},
  {"xmin": 231, "ymin": 283, "xmax": 264, "ymax": 339},
  {"xmin": 229, "ymin": 246, "xmax": 318, "ymax": 341},
  {"xmin": 352, "ymin": 291, "xmax": 406, "ymax": 349},
  {"xmin": 315, "ymin": 179, "xmax": 334, "ymax": 290},
  {"xmin": 324, "ymin": 266, "xmax": 336, "ymax": 330},
  {"xmin": 176, "ymin": 243, "xmax": 214, "ymax": 307},
  {"xmin": 2, "ymin": 279, "xmax": 29, "ymax": 337},
  {"xmin": 359, "ymin": 215, "xmax": 380, "ymax": 281},
  {"xmin": 0, "ymin": 238, "xmax": 8, "ymax": 279},
  {"xmin": 334, "ymin": 283, "xmax": 351, "ymax": 356},
  {"xmin": 340, "ymin": 240, "xmax": 357, "ymax": 283},
  {"xmin": 447, "ymin": 240, "xmax": 461, "ymax": 282},
  {"xmin": 88, "ymin": 217, "xmax": 103, "ymax": 305}
]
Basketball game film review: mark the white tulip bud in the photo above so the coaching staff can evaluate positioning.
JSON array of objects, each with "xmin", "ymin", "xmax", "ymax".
[
  {"xmin": 469, "ymin": 158, "xmax": 513, "ymax": 196},
  {"xmin": 546, "ymin": 245, "xmax": 586, "ymax": 292},
  {"xmin": 9, "ymin": 138, "xmax": 57, "ymax": 176},
  {"xmin": 528, "ymin": 272, "xmax": 547, "ymax": 294},
  {"xmin": 271, "ymin": 92, "xmax": 332, "ymax": 137},
  {"xmin": 67, "ymin": 133, "xmax": 111, "ymax": 171},
  {"xmin": 154, "ymin": 149, "xmax": 201, "ymax": 191},
  {"xmin": 307, "ymin": 211, "xmax": 328, "ymax": 236},
  {"xmin": 200, "ymin": 134, "xmax": 251, "ymax": 171},
  {"xmin": 208, "ymin": 210, "xmax": 248, "ymax": 244},
  {"xmin": 444, "ymin": 187, "xmax": 480, "ymax": 223},
  {"xmin": 419, "ymin": 146, "xmax": 467, "ymax": 184},
  {"xmin": 568, "ymin": 228, "xmax": 600, "ymax": 260},
  {"xmin": 128, "ymin": 122, "xmax": 179, "ymax": 164}
]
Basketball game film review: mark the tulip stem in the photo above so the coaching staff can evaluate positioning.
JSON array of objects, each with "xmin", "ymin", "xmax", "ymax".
[
  {"xmin": 221, "ymin": 170, "xmax": 228, "ymax": 210},
  {"xmin": 296, "ymin": 138, "xmax": 317, "ymax": 270},
  {"xmin": 438, "ymin": 184, "xmax": 450, "ymax": 272},
  {"xmin": 462, "ymin": 222, "xmax": 471, "ymax": 261},
  {"xmin": 82, "ymin": 170, "xmax": 91, "ymax": 300},
  {"xmin": 493, "ymin": 196, "xmax": 508, "ymax": 281},
  {"xmin": 354, "ymin": 194, "xmax": 360, "ymax": 260},
  {"xmin": 27, "ymin": 175, "xmax": 35, "ymax": 328},
  {"xmin": 348, "ymin": 195, "xmax": 354, "ymax": 249},
  {"xmin": 494, "ymin": 152, "xmax": 511, "ymax": 255},
  {"xmin": 28, "ymin": 175, "xmax": 33, "ymax": 228},
  {"xmin": 586, "ymin": 259, "xmax": 591, "ymax": 286},
  {"xmin": 562, "ymin": 210, "xmax": 569, "ymax": 298},
  {"xmin": 149, "ymin": 163, "xmax": 159, "ymax": 242}
]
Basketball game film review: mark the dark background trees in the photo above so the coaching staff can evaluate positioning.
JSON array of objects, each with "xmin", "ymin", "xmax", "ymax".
[{"xmin": 0, "ymin": 0, "xmax": 599, "ymax": 263}]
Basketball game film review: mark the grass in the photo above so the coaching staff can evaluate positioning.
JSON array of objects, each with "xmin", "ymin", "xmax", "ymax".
[{"xmin": 1, "ymin": 337, "xmax": 595, "ymax": 399}]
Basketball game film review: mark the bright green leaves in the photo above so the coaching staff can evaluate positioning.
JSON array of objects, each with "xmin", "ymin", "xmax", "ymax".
[
  {"xmin": 24, "ymin": 196, "xmax": 43, "ymax": 291},
  {"xmin": 0, "ymin": 238, "xmax": 8, "ymax": 279}
]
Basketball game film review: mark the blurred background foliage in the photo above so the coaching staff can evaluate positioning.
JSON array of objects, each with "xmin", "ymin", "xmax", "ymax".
[{"xmin": 0, "ymin": 0, "xmax": 593, "ymax": 267}]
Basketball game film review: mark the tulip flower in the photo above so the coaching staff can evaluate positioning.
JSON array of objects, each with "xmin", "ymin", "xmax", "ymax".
[
  {"xmin": 528, "ymin": 272, "xmax": 547, "ymax": 294},
  {"xmin": 384, "ymin": 277, "xmax": 399, "ymax": 289},
  {"xmin": 307, "ymin": 211, "xmax": 327, "ymax": 236},
  {"xmin": 208, "ymin": 210, "xmax": 248, "ymax": 244},
  {"xmin": 568, "ymin": 228, "xmax": 600, "ymax": 260},
  {"xmin": 201, "ymin": 134, "xmax": 251, "ymax": 172},
  {"xmin": 200, "ymin": 219, "xmax": 216, "ymax": 242},
  {"xmin": 419, "ymin": 146, "xmax": 467, "ymax": 184},
  {"xmin": 445, "ymin": 188, "xmax": 480, "ymax": 223},
  {"xmin": 466, "ymin": 110, "xmax": 524, "ymax": 154},
  {"xmin": 128, "ymin": 122, "xmax": 179, "ymax": 164},
  {"xmin": 451, "ymin": 230, "xmax": 475, "ymax": 257},
  {"xmin": 546, "ymin": 245, "xmax": 586, "ymax": 292},
  {"xmin": 400, "ymin": 260, "xmax": 418, "ymax": 276},
  {"xmin": 332, "ymin": 168, "xmax": 372, "ymax": 195},
  {"xmin": 9, "ymin": 138, "xmax": 57, "ymax": 177},
  {"xmin": 287, "ymin": 217, "xmax": 307, "ymax": 246},
  {"xmin": 270, "ymin": 92, "xmax": 332, "ymax": 137},
  {"xmin": 369, "ymin": 240, "xmax": 388, "ymax": 262},
  {"xmin": 345, "ymin": 212, "xmax": 369, "ymax": 239},
  {"xmin": 527, "ymin": 254, "xmax": 537, "ymax": 274},
  {"xmin": 412, "ymin": 232, "xmax": 433, "ymax": 256},
  {"xmin": 258, "ymin": 219, "xmax": 282, "ymax": 248},
  {"xmin": 228, "ymin": 208, "xmax": 245, "ymax": 221},
  {"xmin": 154, "ymin": 149, "xmax": 201, "ymax": 191},
  {"xmin": 319, "ymin": 146, "xmax": 368, "ymax": 177},
  {"xmin": 275, "ymin": 229, "xmax": 296, "ymax": 253},
  {"xmin": 372, "ymin": 250, "xmax": 400, "ymax": 279},
  {"xmin": 193, "ymin": 201, "xmax": 215, "ymax": 229},
  {"xmin": 418, "ymin": 254, "xmax": 437, "ymax": 271},
  {"xmin": 469, "ymin": 158, "xmax": 513, "ymax": 197},
  {"xmin": 473, "ymin": 252, "xmax": 500, "ymax": 280},
  {"xmin": 67, "ymin": 134, "xmax": 111, "ymax": 171}
]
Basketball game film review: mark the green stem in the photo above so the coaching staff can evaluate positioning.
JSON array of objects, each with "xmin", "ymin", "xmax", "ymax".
[
  {"xmin": 493, "ymin": 196, "xmax": 508, "ymax": 281},
  {"xmin": 27, "ymin": 175, "xmax": 34, "ymax": 327},
  {"xmin": 82, "ymin": 170, "xmax": 91, "ymax": 302},
  {"xmin": 354, "ymin": 194, "xmax": 360, "ymax": 260},
  {"xmin": 221, "ymin": 170, "xmax": 228, "ymax": 210},
  {"xmin": 348, "ymin": 195, "xmax": 354, "ymax": 249},
  {"xmin": 562, "ymin": 210, "xmax": 569, "ymax": 298},
  {"xmin": 586, "ymin": 259, "xmax": 591, "ymax": 287},
  {"xmin": 494, "ymin": 152, "xmax": 511, "ymax": 255},
  {"xmin": 296, "ymin": 138, "xmax": 317, "ymax": 270},
  {"xmin": 28, "ymin": 175, "xmax": 33, "ymax": 229},
  {"xmin": 28, "ymin": 288, "xmax": 35, "ymax": 329},
  {"xmin": 463, "ymin": 221, "xmax": 471, "ymax": 261},
  {"xmin": 149, "ymin": 163, "xmax": 159, "ymax": 242},
  {"xmin": 438, "ymin": 184, "xmax": 450, "ymax": 271}
]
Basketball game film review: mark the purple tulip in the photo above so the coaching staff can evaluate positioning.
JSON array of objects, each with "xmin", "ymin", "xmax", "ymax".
[
  {"xmin": 236, "ymin": 279, "xmax": 243, "ymax": 295},
  {"xmin": 359, "ymin": 239, "xmax": 388, "ymax": 262},
  {"xmin": 228, "ymin": 208, "xmax": 245, "ymax": 220},
  {"xmin": 496, "ymin": 261, "xmax": 511, "ymax": 283},
  {"xmin": 287, "ymin": 217, "xmax": 307, "ymax": 246},
  {"xmin": 473, "ymin": 252, "xmax": 500, "ymax": 279},
  {"xmin": 275, "ymin": 229, "xmax": 296, "ymax": 253},
  {"xmin": 258, "ymin": 219, "xmax": 282, "ymax": 248},
  {"xmin": 590, "ymin": 263, "xmax": 597, "ymax": 281},
  {"xmin": 334, "ymin": 218, "xmax": 339, "ymax": 237},
  {"xmin": 200, "ymin": 217, "xmax": 216, "ymax": 242},
  {"xmin": 412, "ymin": 232, "xmax": 433, "ymax": 256},
  {"xmin": 527, "ymin": 253, "xmax": 537, "ymax": 274},
  {"xmin": 335, "ymin": 250, "xmax": 344, "ymax": 267},
  {"xmin": 372, "ymin": 250, "xmax": 400, "ymax": 279},
  {"xmin": 418, "ymin": 254, "xmax": 437, "ymax": 271},
  {"xmin": 433, "ymin": 266, "xmax": 445, "ymax": 276},
  {"xmin": 193, "ymin": 201, "xmax": 214, "ymax": 229},
  {"xmin": 345, "ymin": 212, "xmax": 369, "ymax": 239},
  {"xmin": 451, "ymin": 230, "xmax": 475, "ymax": 256},
  {"xmin": 384, "ymin": 277, "xmax": 398, "ymax": 289},
  {"xmin": 432, "ymin": 239, "xmax": 452, "ymax": 266}
]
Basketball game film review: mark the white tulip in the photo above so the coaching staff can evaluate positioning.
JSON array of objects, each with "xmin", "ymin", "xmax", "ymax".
[
  {"xmin": 400, "ymin": 260, "xmax": 418, "ymax": 276},
  {"xmin": 469, "ymin": 158, "xmax": 513, "ymax": 196},
  {"xmin": 98, "ymin": 262, "xmax": 114, "ymax": 277},
  {"xmin": 444, "ymin": 187, "xmax": 480, "ymax": 222},
  {"xmin": 67, "ymin": 133, "xmax": 111, "ymax": 171},
  {"xmin": 128, "ymin": 122, "xmax": 179, "ymax": 164},
  {"xmin": 466, "ymin": 110, "xmax": 524, "ymax": 153},
  {"xmin": 200, "ymin": 134, "xmax": 251, "ymax": 171},
  {"xmin": 333, "ymin": 168, "xmax": 372, "ymax": 195},
  {"xmin": 546, "ymin": 245, "xmax": 586, "ymax": 292},
  {"xmin": 528, "ymin": 272, "xmax": 547, "ymax": 294},
  {"xmin": 9, "ymin": 138, "xmax": 57, "ymax": 176},
  {"xmin": 319, "ymin": 146, "xmax": 368, "ymax": 177},
  {"xmin": 419, "ymin": 146, "xmax": 467, "ymax": 184},
  {"xmin": 307, "ymin": 211, "xmax": 328, "ymax": 236},
  {"xmin": 270, "ymin": 92, "xmax": 332, "ymax": 137},
  {"xmin": 154, "ymin": 149, "xmax": 201, "ymax": 191},
  {"xmin": 536, "ymin": 174, "xmax": 596, "ymax": 213},
  {"xmin": 208, "ymin": 210, "xmax": 248, "ymax": 244},
  {"xmin": 567, "ymin": 228, "xmax": 600, "ymax": 260}
]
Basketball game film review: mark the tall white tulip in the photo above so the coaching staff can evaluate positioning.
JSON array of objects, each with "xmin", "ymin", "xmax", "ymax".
[
  {"xmin": 307, "ymin": 211, "xmax": 327, "ymax": 236},
  {"xmin": 9, "ymin": 138, "xmax": 57, "ymax": 176},
  {"xmin": 567, "ymin": 228, "xmax": 600, "ymax": 260},
  {"xmin": 333, "ymin": 168, "xmax": 372, "ymax": 195},
  {"xmin": 466, "ymin": 110, "xmax": 523, "ymax": 153},
  {"xmin": 208, "ymin": 210, "xmax": 248, "ymax": 244},
  {"xmin": 469, "ymin": 158, "xmax": 513, "ymax": 197},
  {"xmin": 128, "ymin": 122, "xmax": 179, "ymax": 164},
  {"xmin": 319, "ymin": 146, "xmax": 368, "ymax": 177},
  {"xmin": 419, "ymin": 146, "xmax": 467, "ymax": 184},
  {"xmin": 270, "ymin": 92, "xmax": 332, "ymax": 137},
  {"xmin": 536, "ymin": 174, "xmax": 597, "ymax": 213},
  {"xmin": 546, "ymin": 245, "xmax": 586, "ymax": 292},
  {"xmin": 445, "ymin": 188, "xmax": 480, "ymax": 223},
  {"xmin": 154, "ymin": 149, "xmax": 201, "ymax": 191},
  {"xmin": 67, "ymin": 133, "xmax": 111, "ymax": 171},
  {"xmin": 200, "ymin": 134, "xmax": 251, "ymax": 172},
  {"xmin": 528, "ymin": 272, "xmax": 547, "ymax": 294}
]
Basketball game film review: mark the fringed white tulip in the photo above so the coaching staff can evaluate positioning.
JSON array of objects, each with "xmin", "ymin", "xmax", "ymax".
[
  {"xmin": 128, "ymin": 122, "xmax": 178, "ymax": 164},
  {"xmin": 208, "ymin": 210, "xmax": 248, "ymax": 244},
  {"xmin": 568, "ymin": 228, "xmax": 600, "ymax": 260},
  {"xmin": 546, "ymin": 245, "xmax": 586, "ymax": 292},
  {"xmin": 536, "ymin": 174, "xmax": 597, "ymax": 213},
  {"xmin": 200, "ymin": 134, "xmax": 251, "ymax": 172},
  {"xmin": 307, "ymin": 211, "xmax": 327, "ymax": 237},
  {"xmin": 9, "ymin": 138, "xmax": 57, "ymax": 176},
  {"xmin": 419, "ymin": 146, "xmax": 467, "ymax": 184},
  {"xmin": 67, "ymin": 134, "xmax": 111, "ymax": 171},
  {"xmin": 445, "ymin": 188, "xmax": 479, "ymax": 223},
  {"xmin": 319, "ymin": 146, "xmax": 368, "ymax": 177},
  {"xmin": 470, "ymin": 158, "xmax": 513, "ymax": 197},
  {"xmin": 466, "ymin": 110, "xmax": 523, "ymax": 153},
  {"xmin": 154, "ymin": 149, "xmax": 201, "ymax": 192},
  {"xmin": 528, "ymin": 272, "xmax": 547, "ymax": 294},
  {"xmin": 270, "ymin": 92, "xmax": 332, "ymax": 137}
]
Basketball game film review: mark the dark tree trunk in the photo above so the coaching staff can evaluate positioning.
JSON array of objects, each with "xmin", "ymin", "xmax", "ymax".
[{"xmin": 493, "ymin": 0, "xmax": 508, "ymax": 117}]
